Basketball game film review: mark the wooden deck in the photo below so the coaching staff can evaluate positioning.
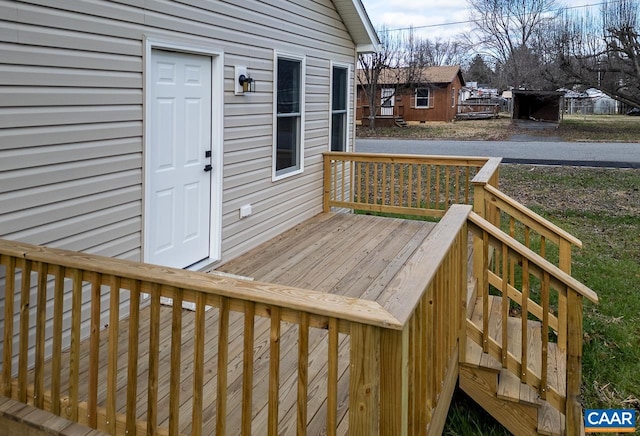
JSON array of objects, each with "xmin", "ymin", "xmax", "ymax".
[
  {"xmin": 214, "ymin": 212, "xmax": 436, "ymax": 301},
  {"xmin": 31, "ymin": 212, "xmax": 436, "ymax": 435}
]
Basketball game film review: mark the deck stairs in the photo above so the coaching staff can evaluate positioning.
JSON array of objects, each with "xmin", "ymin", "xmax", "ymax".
[
  {"xmin": 394, "ymin": 116, "xmax": 408, "ymax": 127},
  {"xmin": 460, "ymin": 278, "xmax": 579, "ymax": 436}
]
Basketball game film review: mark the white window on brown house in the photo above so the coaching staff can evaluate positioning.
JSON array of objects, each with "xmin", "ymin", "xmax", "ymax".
[{"xmin": 415, "ymin": 88, "xmax": 433, "ymax": 108}]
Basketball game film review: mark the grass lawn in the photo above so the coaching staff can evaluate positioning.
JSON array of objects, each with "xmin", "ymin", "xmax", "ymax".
[
  {"xmin": 356, "ymin": 115, "xmax": 640, "ymax": 432},
  {"xmin": 356, "ymin": 114, "xmax": 640, "ymax": 142},
  {"xmin": 444, "ymin": 164, "xmax": 640, "ymax": 434}
]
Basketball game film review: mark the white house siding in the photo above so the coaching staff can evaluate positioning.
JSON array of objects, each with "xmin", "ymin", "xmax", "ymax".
[{"xmin": 0, "ymin": 0, "xmax": 359, "ymax": 369}]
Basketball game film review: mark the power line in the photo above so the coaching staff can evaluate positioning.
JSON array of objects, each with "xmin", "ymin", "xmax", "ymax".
[{"xmin": 377, "ymin": 1, "xmax": 614, "ymax": 33}]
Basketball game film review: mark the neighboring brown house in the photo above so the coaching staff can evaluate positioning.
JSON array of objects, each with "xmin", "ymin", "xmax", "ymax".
[{"xmin": 357, "ymin": 65, "xmax": 465, "ymax": 124}]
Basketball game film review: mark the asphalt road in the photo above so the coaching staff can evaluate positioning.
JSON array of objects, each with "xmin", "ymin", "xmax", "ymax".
[{"xmin": 355, "ymin": 139, "xmax": 640, "ymax": 168}]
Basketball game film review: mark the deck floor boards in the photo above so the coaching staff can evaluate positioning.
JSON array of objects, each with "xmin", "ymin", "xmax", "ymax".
[{"xmin": 29, "ymin": 213, "xmax": 435, "ymax": 434}]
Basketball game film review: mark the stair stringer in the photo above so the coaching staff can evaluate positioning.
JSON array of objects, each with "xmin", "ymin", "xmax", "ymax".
[
  {"xmin": 459, "ymin": 364, "xmax": 540, "ymax": 436},
  {"xmin": 461, "ymin": 293, "xmax": 575, "ymax": 436}
]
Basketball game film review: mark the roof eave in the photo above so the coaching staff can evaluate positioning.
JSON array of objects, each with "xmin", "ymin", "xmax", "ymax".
[{"xmin": 334, "ymin": 0, "xmax": 381, "ymax": 53}]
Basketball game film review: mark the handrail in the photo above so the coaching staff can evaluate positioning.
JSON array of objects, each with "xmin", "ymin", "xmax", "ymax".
[
  {"xmin": 323, "ymin": 152, "xmax": 490, "ymax": 218},
  {"xmin": 468, "ymin": 212, "xmax": 597, "ymax": 303},
  {"xmin": 484, "ymin": 184, "xmax": 582, "ymax": 248},
  {"xmin": 470, "ymin": 157, "xmax": 502, "ymax": 185},
  {"xmin": 0, "ymin": 239, "xmax": 400, "ymax": 330},
  {"xmin": 466, "ymin": 211, "xmax": 597, "ymax": 435},
  {"xmin": 0, "ymin": 214, "xmax": 467, "ymax": 435}
]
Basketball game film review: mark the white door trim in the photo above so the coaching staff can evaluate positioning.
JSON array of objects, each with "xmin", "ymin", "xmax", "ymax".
[{"xmin": 143, "ymin": 37, "xmax": 224, "ymax": 267}]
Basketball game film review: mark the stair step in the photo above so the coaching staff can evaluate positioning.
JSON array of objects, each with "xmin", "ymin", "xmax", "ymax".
[
  {"xmin": 538, "ymin": 401, "xmax": 565, "ymax": 436},
  {"xmin": 497, "ymin": 369, "xmax": 541, "ymax": 407}
]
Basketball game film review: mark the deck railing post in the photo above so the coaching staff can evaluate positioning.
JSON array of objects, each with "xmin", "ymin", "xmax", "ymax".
[
  {"xmin": 472, "ymin": 183, "xmax": 487, "ymax": 298},
  {"xmin": 557, "ymin": 240, "xmax": 572, "ymax": 351},
  {"xmin": 349, "ymin": 323, "xmax": 381, "ymax": 435},
  {"xmin": 323, "ymin": 154, "xmax": 332, "ymax": 212},
  {"xmin": 380, "ymin": 327, "xmax": 409, "ymax": 436},
  {"xmin": 566, "ymin": 289, "xmax": 584, "ymax": 436}
]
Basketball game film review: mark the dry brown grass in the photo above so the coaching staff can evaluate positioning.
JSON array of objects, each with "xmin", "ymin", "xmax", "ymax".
[{"xmin": 356, "ymin": 114, "xmax": 640, "ymax": 142}]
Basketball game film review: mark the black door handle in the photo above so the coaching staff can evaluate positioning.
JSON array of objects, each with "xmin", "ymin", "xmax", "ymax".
[{"xmin": 204, "ymin": 164, "xmax": 212, "ymax": 172}]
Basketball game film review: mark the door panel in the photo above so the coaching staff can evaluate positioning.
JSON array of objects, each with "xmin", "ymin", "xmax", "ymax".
[{"xmin": 147, "ymin": 49, "xmax": 212, "ymax": 268}]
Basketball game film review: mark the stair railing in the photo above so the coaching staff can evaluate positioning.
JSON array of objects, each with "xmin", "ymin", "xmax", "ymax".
[
  {"xmin": 472, "ymin": 169, "xmax": 583, "ymax": 351},
  {"xmin": 466, "ymin": 212, "xmax": 598, "ymax": 436}
]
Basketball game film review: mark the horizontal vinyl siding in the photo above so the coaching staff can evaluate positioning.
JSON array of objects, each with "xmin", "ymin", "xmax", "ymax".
[{"xmin": 0, "ymin": 0, "xmax": 358, "ymax": 371}]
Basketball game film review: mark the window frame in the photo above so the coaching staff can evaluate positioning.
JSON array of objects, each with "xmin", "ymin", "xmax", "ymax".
[
  {"xmin": 329, "ymin": 62, "xmax": 351, "ymax": 152},
  {"xmin": 415, "ymin": 87, "xmax": 433, "ymax": 108},
  {"xmin": 273, "ymin": 51, "xmax": 306, "ymax": 181}
]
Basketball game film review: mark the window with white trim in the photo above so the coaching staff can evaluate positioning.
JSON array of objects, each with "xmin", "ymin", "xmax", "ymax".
[
  {"xmin": 451, "ymin": 87, "xmax": 456, "ymax": 107},
  {"xmin": 415, "ymin": 88, "xmax": 433, "ymax": 108},
  {"xmin": 331, "ymin": 66, "xmax": 348, "ymax": 152},
  {"xmin": 274, "ymin": 55, "xmax": 304, "ymax": 178}
]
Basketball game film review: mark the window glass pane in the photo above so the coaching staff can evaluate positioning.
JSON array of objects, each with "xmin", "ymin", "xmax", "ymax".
[
  {"xmin": 416, "ymin": 88, "xmax": 430, "ymax": 107},
  {"xmin": 276, "ymin": 116, "xmax": 299, "ymax": 171},
  {"xmin": 332, "ymin": 67, "xmax": 347, "ymax": 111},
  {"xmin": 331, "ymin": 113, "xmax": 345, "ymax": 152},
  {"xmin": 278, "ymin": 58, "xmax": 300, "ymax": 114}
]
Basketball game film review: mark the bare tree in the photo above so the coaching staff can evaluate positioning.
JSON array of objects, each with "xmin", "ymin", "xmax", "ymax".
[
  {"xmin": 467, "ymin": 0, "xmax": 558, "ymax": 88},
  {"xmin": 357, "ymin": 26, "xmax": 402, "ymax": 128},
  {"xmin": 549, "ymin": 0, "xmax": 640, "ymax": 107},
  {"xmin": 413, "ymin": 37, "xmax": 470, "ymax": 67},
  {"xmin": 358, "ymin": 27, "xmax": 426, "ymax": 128}
]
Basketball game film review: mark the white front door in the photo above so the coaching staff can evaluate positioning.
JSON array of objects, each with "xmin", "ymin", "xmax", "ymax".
[
  {"xmin": 146, "ymin": 49, "xmax": 213, "ymax": 269},
  {"xmin": 381, "ymin": 88, "xmax": 394, "ymax": 116}
]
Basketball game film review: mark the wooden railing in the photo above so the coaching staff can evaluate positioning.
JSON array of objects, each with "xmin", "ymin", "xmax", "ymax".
[
  {"xmin": 0, "ymin": 204, "xmax": 468, "ymax": 436},
  {"xmin": 323, "ymin": 152, "xmax": 598, "ymax": 435},
  {"xmin": 323, "ymin": 152, "xmax": 498, "ymax": 218},
  {"xmin": 466, "ymin": 212, "xmax": 598, "ymax": 434}
]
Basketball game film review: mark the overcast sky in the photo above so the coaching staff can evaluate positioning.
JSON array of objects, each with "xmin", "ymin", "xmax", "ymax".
[{"xmin": 360, "ymin": 0, "xmax": 601, "ymax": 40}]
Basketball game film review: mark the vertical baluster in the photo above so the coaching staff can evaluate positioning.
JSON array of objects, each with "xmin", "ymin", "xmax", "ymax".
[
  {"xmin": 2, "ymin": 256, "xmax": 15, "ymax": 398},
  {"xmin": 107, "ymin": 276, "xmax": 120, "ymax": 434},
  {"xmin": 68, "ymin": 268, "xmax": 82, "ymax": 420},
  {"xmin": 326, "ymin": 318, "xmax": 338, "ymax": 436},
  {"xmin": 333, "ymin": 159, "xmax": 338, "ymax": 204},
  {"xmin": 509, "ymin": 218, "xmax": 516, "ymax": 287},
  {"xmin": 389, "ymin": 163, "xmax": 395, "ymax": 207},
  {"xmin": 444, "ymin": 166, "xmax": 451, "ymax": 210},
  {"xmin": 373, "ymin": 162, "xmax": 379, "ymax": 206},
  {"xmin": 454, "ymin": 166, "xmax": 460, "ymax": 204},
  {"xmin": 87, "ymin": 272, "xmax": 101, "ymax": 428},
  {"xmin": 34, "ymin": 262, "xmax": 47, "ymax": 409},
  {"xmin": 540, "ymin": 272, "xmax": 550, "ymax": 400},
  {"xmin": 167, "ymin": 288, "xmax": 182, "ymax": 435},
  {"xmin": 297, "ymin": 312, "xmax": 309, "ymax": 435},
  {"xmin": 502, "ymin": 244, "xmax": 509, "ymax": 367},
  {"xmin": 521, "ymin": 259, "xmax": 529, "ymax": 383},
  {"xmin": 399, "ymin": 164, "xmax": 405, "ymax": 207},
  {"xmin": 18, "ymin": 259, "xmax": 32, "ymax": 403},
  {"xmin": 464, "ymin": 166, "xmax": 471, "ymax": 204},
  {"xmin": 217, "ymin": 297, "xmax": 230, "ymax": 435},
  {"xmin": 340, "ymin": 160, "xmax": 346, "ymax": 203},
  {"xmin": 482, "ymin": 231, "xmax": 490, "ymax": 353},
  {"xmin": 125, "ymin": 281, "xmax": 141, "ymax": 435},
  {"xmin": 435, "ymin": 166, "xmax": 441, "ymax": 210},
  {"xmin": 426, "ymin": 165, "xmax": 432, "ymax": 210},
  {"xmin": 540, "ymin": 235, "xmax": 546, "ymax": 259},
  {"xmin": 192, "ymin": 292, "xmax": 206, "ymax": 436},
  {"xmin": 408, "ymin": 164, "xmax": 414, "ymax": 207},
  {"xmin": 417, "ymin": 164, "xmax": 423, "ymax": 209},
  {"xmin": 365, "ymin": 162, "xmax": 371, "ymax": 205},
  {"xmin": 51, "ymin": 265, "xmax": 64, "ymax": 415},
  {"xmin": 268, "ymin": 307, "xmax": 281, "ymax": 436},
  {"xmin": 242, "ymin": 301, "xmax": 255, "ymax": 436},
  {"xmin": 382, "ymin": 163, "xmax": 388, "ymax": 206},
  {"xmin": 146, "ymin": 284, "xmax": 161, "ymax": 436}
]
